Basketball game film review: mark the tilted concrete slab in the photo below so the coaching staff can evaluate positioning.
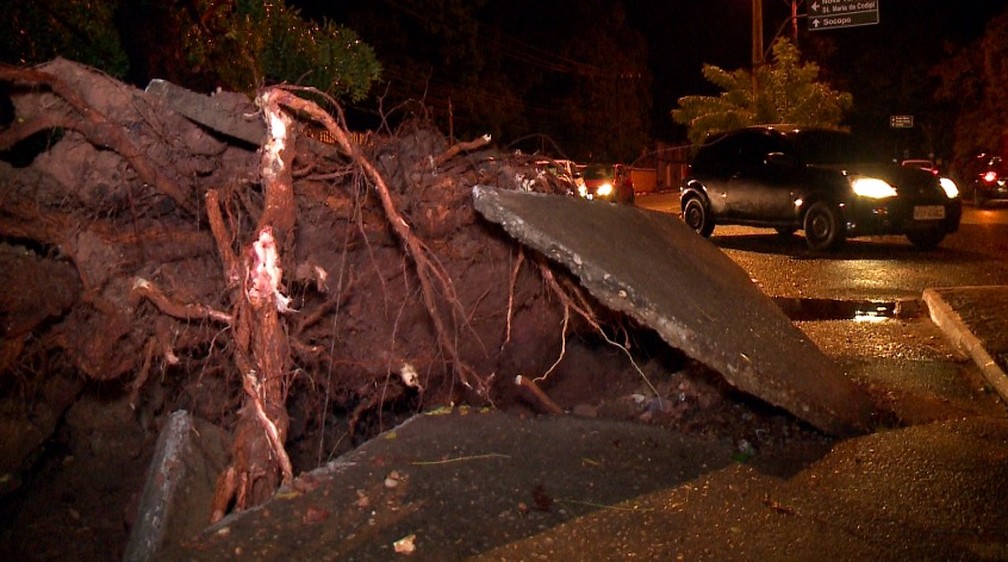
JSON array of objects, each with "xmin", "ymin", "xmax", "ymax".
[
  {"xmin": 144, "ymin": 79, "xmax": 266, "ymax": 145},
  {"xmin": 124, "ymin": 410, "xmax": 230, "ymax": 562},
  {"xmin": 472, "ymin": 186, "xmax": 875, "ymax": 436}
]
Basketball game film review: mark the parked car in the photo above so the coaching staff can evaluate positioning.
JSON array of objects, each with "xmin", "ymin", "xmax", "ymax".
[
  {"xmin": 680, "ymin": 125, "xmax": 962, "ymax": 251},
  {"xmin": 579, "ymin": 163, "xmax": 635, "ymax": 204},
  {"xmin": 971, "ymin": 155, "xmax": 1008, "ymax": 208}
]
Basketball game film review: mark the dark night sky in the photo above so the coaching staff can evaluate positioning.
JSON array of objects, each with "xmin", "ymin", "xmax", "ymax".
[
  {"xmin": 630, "ymin": 0, "xmax": 1006, "ymax": 93},
  {"xmin": 294, "ymin": 0, "xmax": 1008, "ymax": 151},
  {"xmin": 630, "ymin": 0, "xmax": 1008, "ymax": 141}
]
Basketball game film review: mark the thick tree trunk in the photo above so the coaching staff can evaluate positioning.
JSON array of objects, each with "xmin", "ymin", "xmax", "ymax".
[{"xmin": 211, "ymin": 90, "xmax": 298, "ymax": 519}]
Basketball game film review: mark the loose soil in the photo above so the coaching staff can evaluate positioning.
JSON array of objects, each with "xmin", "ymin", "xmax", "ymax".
[{"xmin": 0, "ymin": 59, "xmax": 839, "ymax": 561}]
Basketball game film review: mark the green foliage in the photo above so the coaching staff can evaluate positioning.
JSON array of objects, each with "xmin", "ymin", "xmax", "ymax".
[
  {"xmin": 672, "ymin": 38, "xmax": 852, "ymax": 145},
  {"xmin": 341, "ymin": 0, "xmax": 651, "ymax": 162},
  {"xmin": 0, "ymin": 0, "xmax": 128, "ymax": 77},
  {"xmin": 184, "ymin": 0, "xmax": 381, "ymax": 101},
  {"xmin": 0, "ymin": 0, "xmax": 380, "ymax": 102},
  {"xmin": 674, "ymin": 66, "xmax": 758, "ymax": 145},
  {"xmin": 758, "ymin": 39, "xmax": 852, "ymax": 128}
]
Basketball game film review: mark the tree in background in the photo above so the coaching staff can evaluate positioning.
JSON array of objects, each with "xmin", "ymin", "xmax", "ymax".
[
  {"xmin": 0, "ymin": 0, "xmax": 381, "ymax": 101},
  {"xmin": 935, "ymin": 10, "xmax": 1008, "ymax": 181},
  {"xmin": 549, "ymin": 1, "xmax": 651, "ymax": 163},
  {"xmin": 672, "ymin": 38, "xmax": 852, "ymax": 145},
  {"xmin": 334, "ymin": 0, "xmax": 652, "ymax": 163},
  {"xmin": 0, "ymin": 0, "xmax": 129, "ymax": 77},
  {"xmin": 3, "ymin": 0, "xmax": 650, "ymax": 162}
]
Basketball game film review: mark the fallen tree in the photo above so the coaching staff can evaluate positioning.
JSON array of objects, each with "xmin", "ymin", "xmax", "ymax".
[{"xmin": 0, "ymin": 58, "xmax": 605, "ymax": 516}]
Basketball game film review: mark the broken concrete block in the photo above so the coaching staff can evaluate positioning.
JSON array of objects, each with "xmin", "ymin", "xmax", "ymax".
[
  {"xmin": 144, "ymin": 79, "xmax": 265, "ymax": 145},
  {"xmin": 472, "ymin": 186, "xmax": 875, "ymax": 436},
  {"xmin": 123, "ymin": 410, "xmax": 230, "ymax": 562}
]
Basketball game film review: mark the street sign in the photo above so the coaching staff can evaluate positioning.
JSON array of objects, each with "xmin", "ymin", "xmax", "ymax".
[
  {"xmin": 890, "ymin": 115, "xmax": 914, "ymax": 128},
  {"xmin": 808, "ymin": 0, "xmax": 879, "ymax": 31}
]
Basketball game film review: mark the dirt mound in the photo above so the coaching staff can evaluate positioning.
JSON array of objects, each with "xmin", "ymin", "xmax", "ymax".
[
  {"xmin": 0, "ymin": 59, "xmax": 821, "ymax": 561},
  {"xmin": 0, "ymin": 55, "xmax": 596, "ymax": 480}
]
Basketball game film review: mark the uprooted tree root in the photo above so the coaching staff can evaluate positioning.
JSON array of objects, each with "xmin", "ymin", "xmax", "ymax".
[{"xmin": 0, "ymin": 58, "xmax": 624, "ymax": 520}]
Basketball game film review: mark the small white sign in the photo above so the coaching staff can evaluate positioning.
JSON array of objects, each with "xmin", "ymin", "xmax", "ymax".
[{"xmin": 890, "ymin": 115, "xmax": 914, "ymax": 128}]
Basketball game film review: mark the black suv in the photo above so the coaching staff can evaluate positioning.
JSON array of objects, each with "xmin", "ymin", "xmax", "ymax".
[{"xmin": 680, "ymin": 126, "xmax": 962, "ymax": 251}]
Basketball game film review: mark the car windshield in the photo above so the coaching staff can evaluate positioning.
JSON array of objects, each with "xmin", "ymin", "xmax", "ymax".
[
  {"xmin": 583, "ymin": 164, "xmax": 614, "ymax": 180},
  {"xmin": 790, "ymin": 130, "xmax": 881, "ymax": 166}
]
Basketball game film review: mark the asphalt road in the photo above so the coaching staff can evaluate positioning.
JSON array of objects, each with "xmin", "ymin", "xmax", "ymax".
[
  {"xmin": 635, "ymin": 193, "xmax": 1008, "ymax": 424},
  {"xmin": 636, "ymin": 193, "xmax": 1008, "ymax": 300}
]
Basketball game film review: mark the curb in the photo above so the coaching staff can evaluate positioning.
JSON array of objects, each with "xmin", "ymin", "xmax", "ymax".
[{"xmin": 922, "ymin": 288, "xmax": 1008, "ymax": 403}]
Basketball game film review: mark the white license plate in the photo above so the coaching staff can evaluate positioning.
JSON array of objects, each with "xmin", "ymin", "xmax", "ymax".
[{"xmin": 913, "ymin": 205, "xmax": 945, "ymax": 220}]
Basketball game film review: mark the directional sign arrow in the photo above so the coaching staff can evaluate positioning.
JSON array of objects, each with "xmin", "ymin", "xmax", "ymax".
[{"xmin": 808, "ymin": 0, "xmax": 879, "ymax": 31}]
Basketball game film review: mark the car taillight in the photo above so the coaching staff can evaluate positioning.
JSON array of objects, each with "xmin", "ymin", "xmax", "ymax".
[{"xmin": 983, "ymin": 170, "xmax": 999, "ymax": 183}]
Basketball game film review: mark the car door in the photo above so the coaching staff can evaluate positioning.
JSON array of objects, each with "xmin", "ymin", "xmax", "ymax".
[
  {"xmin": 724, "ymin": 132, "xmax": 801, "ymax": 222},
  {"xmin": 692, "ymin": 133, "xmax": 744, "ymax": 218}
]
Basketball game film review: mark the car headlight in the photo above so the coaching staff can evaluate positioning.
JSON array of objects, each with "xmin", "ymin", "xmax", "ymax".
[
  {"xmin": 939, "ymin": 177, "xmax": 959, "ymax": 199},
  {"xmin": 851, "ymin": 176, "xmax": 897, "ymax": 199},
  {"xmin": 596, "ymin": 182, "xmax": 614, "ymax": 197}
]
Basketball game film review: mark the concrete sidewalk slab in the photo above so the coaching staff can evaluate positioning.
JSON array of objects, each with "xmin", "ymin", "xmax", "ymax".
[
  {"xmin": 153, "ymin": 410, "xmax": 739, "ymax": 561},
  {"xmin": 153, "ymin": 411, "xmax": 1008, "ymax": 562},
  {"xmin": 472, "ymin": 186, "xmax": 874, "ymax": 436},
  {"xmin": 124, "ymin": 411, "xmax": 230, "ymax": 562},
  {"xmin": 924, "ymin": 286, "xmax": 1008, "ymax": 402},
  {"xmin": 473, "ymin": 416, "xmax": 1008, "ymax": 561}
]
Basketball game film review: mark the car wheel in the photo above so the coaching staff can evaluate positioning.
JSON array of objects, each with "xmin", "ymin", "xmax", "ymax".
[
  {"xmin": 803, "ymin": 202, "xmax": 844, "ymax": 251},
  {"xmin": 907, "ymin": 228, "xmax": 946, "ymax": 249},
  {"xmin": 774, "ymin": 226, "xmax": 798, "ymax": 237},
  {"xmin": 683, "ymin": 196, "xmax": 715, "ymax": 237}
]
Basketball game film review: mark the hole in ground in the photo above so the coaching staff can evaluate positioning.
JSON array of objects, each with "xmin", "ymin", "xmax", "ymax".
[{"xmin": 773, "ymin": 297, "xmax": 922, "ymax": 322}]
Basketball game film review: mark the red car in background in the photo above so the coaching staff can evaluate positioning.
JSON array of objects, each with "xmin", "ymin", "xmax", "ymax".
[
  {"xmin": 972, "ymin": 155, "xmax": 1008, "ymax": 208},
  {"xmin": 578, "ymin": 163, "xmax": 635, "ymax": 205}
]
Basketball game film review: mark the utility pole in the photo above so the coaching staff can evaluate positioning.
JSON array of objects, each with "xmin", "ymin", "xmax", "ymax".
[
  {"xmin": 791, "ymin": 0, "xmax": 799, "ymax": 42},
  {"xmin": 752, "ymin": 0, "xmax": 763, "ymax": 96}
]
